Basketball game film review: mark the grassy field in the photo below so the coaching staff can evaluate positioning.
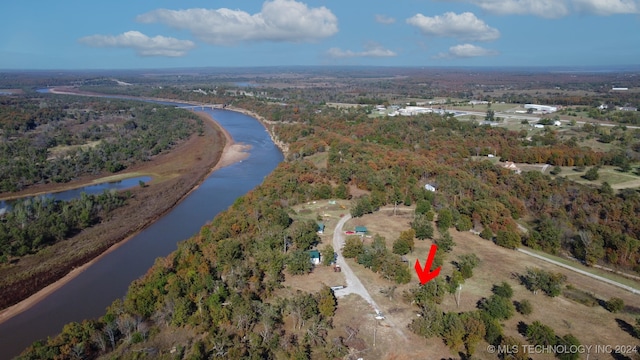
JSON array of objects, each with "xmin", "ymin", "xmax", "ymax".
[
  {"xmin": 554, "ymin": 165, "xmax": 640, "ymax": 189},
  {"xmin": 284, "ymin": 204, "xmax": 640, "ymax": 359},
  {"xmin": 521, "ymin": 247, "xmax": 640, "ymax": 290}
]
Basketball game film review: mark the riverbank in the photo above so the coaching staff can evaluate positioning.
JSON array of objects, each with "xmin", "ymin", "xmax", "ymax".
[
  {"xmin": 0, "ymin": 109, "xmax": 248, "ymax": 323},
  {"xmin": 226, "ymin": 105, "xmax": 290, "ymax": 157}
]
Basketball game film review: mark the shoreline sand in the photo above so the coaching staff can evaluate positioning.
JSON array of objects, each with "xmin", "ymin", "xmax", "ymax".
[{"xmin": 0, "ymin": 107, "xmax": 251, "ymax": 325}]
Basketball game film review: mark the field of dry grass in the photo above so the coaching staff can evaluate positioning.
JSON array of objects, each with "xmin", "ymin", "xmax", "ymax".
[{"xmin": 286, "ymin": 202, "xmax": 640, "ymax": 359}]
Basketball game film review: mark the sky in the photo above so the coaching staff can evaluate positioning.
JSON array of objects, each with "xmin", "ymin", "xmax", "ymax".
[{"xmin": 1, "ymin": 0, "xmax": 639, "ymax": 69}]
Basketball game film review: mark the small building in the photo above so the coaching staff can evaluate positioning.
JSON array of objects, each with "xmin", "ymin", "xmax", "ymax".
[
  {"xmin": 524, "ymin": 104, "xmax": 558, "ymax": 113},
  {"xmin": 317, "ymin": 223, "xmax": 325, "ymax": 234},
  {"xmin": 308, "ymin": 250, "xmax": 321, "ymax": 265},
  {"xmin": 424, "ymin": 184, "xmax": 436, "ymax": 192},
  {"xmin": 355, "ymin": 226, "xmax": 367, "ymax": 235}
]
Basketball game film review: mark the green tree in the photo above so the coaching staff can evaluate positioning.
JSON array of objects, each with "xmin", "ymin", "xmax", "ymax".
[
  {"xmin": 392, "ymin": 229, "xmax": 415, "ymax": 255},
  {"xmin": 437, "ymin": 208, "xmax": 453, "ymax": 231},
  {"xmin": 583, "ymin": 166, "xmax": 600, "ymax": 180},
  {"xmin": 441, "ymin": 312, "xmax": 465, "ymax": 351},
  {"xmin": 316, "ymin": 285, "xmax": 337, "ymax": 318},
  {"xmin": 461, "ymin": 312, "xmax": 486, "ymax": 357},
  {"xmin": 526, "ymin": 321, "xmax": 556, "ymax": 347},
  {"xmin": 435, "ymin": 230, "xmax": 455, "ymax": 253},
  {"xmin": 604, "ymin": 297, "xmax": 625, "ymax": 313},
  {"xmin": 411, "ymin": 214, "xmax": 434, "ymax": 240},
  {"xmin": 485, "ymin": 109, "xmax": 495, "ymax": 122},
  {"xmin": 516, "ymin": 299, "xmax": 533, "ymax": 315},
  {"xmin": 456, "ymin": 254, "xmax": 480, "ymax": 279},
  {"xmin": 455, "ymin": 215, "xmax": 472, "ymax": 232},
  {"xmin": 321, "ymin": 244, "xmax": 335, "ymax": 266},
  {"xmin": 288, "ymin": 219, "xmax": 320, "ymax": 251},
  {"xmin": 480, "ymin": 295, "xmax": 515, "ymax": 320},
  {"xmin": 557, "ymin": 334, "xmax": 581, "ymax": 360},
  {"xmin": 415, "ymin": 199, "xmax": 431, "ymax": 215},
  {"xmin": 342, "ymin": 237, "xmax": 363, "ymax": 258},
  {"xmin": 287, "ymin": 250, "xmax": 313, "ymax": 275},
  {"xmin": 491, "ymin": 282, "xmax": 513, "ymax": 299},
  {"xmin": 495, "ymin": 229, "xmax": 521, "ymax": 249}
]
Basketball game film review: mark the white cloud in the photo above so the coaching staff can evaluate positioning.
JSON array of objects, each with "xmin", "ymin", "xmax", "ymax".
[
  {"xmin": 406, "ymin": 12, "xmax": 500, "ymax": 41},
  {"xmin": 327, "ymin": 43, "xmax": 397, "ymax": 58},
  {"xmin": 435, "ymin": 43, "xmax": 498, "ymax": 58},
  {"xmin": 466, "ymin": 0, "xmax": 569, "ymax": 17},
  {"xmin": 137, "ymin": 0, "xmax": 338, "ymax": 45},
  {"xmin": 375, "ymin": 14, "xmax": 396, "ymax": 24},
  {"xmin": 440, "ymin": 0, "xmax": 639, "ymax": 17},
  {"xmin": 79, "ymin": 31, "xmax": 195, "ymax": 57},
  {"xmin": 572, "ymin": 0, "xmax": 639, "ymax": 15}
]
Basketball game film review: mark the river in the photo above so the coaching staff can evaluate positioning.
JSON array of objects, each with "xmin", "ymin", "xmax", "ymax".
[{"xmin": 0, "ymin": 107, "xmax": 283, "ymax": 359}]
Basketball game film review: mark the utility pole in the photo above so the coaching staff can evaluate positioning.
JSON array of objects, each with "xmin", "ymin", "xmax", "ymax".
[{"xmin": 373, "ymin": 319, "xmax": 377, "ymax": 348}]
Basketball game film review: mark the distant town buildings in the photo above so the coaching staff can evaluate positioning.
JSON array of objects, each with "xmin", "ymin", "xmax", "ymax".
[{"xmin": 524, "ymin": 104, "xmax": 558, "ymax": 113}]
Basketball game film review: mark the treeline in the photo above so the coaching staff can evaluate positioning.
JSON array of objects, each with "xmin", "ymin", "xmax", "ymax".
[
  {"xmin": 0, "ymin": 191, "xmax": 127, "ymax": 262},
  {"xmin": 0, "ymin": 96, "xmax": 202, "ymax": 192}
]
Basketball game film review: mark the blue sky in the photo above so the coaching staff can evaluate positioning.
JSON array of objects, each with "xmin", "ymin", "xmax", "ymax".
[{"xmin": 1, "ymin": 0, "xmax": 639, "ymax": 69}]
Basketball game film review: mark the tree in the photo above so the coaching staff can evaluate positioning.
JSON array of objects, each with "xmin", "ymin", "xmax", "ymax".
[
  {"xmin": 288, "ymin": 219, "xmax": 319, "ymax": 251},
  {"xmin": 409, "ymin": 302, "xmax": 443, "ymax": 338},
  {"xmin": 287, "ymin": 250, "xmax": 313, "ymax": 275},
  {"xmin": 604, "ymin": 297, "xmax": 625, "ymax": 313},
  {"xmin": 461, "ymin": 312, "xmax": 486, "ymax": 357},
  {"xmin": 441, "ymin": 312, "xmax": 465, "ymax": 351},
  {"xmin": 495, "ymin": 229, "xmax": 520, "ymax": 249},
  {"xmin": 480, "ymin": 227, "xmax": 493, "ymax": 241},
  {"xmin": 491, "ymin": 282, "xmax": 513, "ymax": 299},
  {"xmin": 414, "ymin": 199, "xmax": 431, "ymax": 215},
  {"xmin": 321, "ymin": 244, "xmax": 335, "ymax": 266},
  {"xmin": 485, "ymin": 109, "xmax": 495, "ymax": 122},
  {"xmin": 516, "ymin": 299, "xmax": 533, "ymax": 315},
  {"xmin": 392, "ymin": 229, "xmax": 415, "ymax": 255},
  {"xmin": 455, "ymin": 254, "xmax": 480, "ymax": 279},
  {"xmin": 411, "ymin": 214, "xmax": 434, "ymax": 240},
  {"xmin": 480, "ymin": 295, "xmax": 515, "ymax": 320},
  {"xmin": 437, "ymin": 208, "xmax": 453, "ymax": 231},
  {"xmin": 526, "ymin": 321, "xmax": 556, "ymax": 347},
  {"xmin": 316, "ymin": 286, "xmax": 337, "ymax": 318},
  {"xmin": 435, "ymin": 230, "xmax": 455, "ymax": 253},
  {"xmin": 342, "ymin": 237, "xmax": 363, "ymax": 258},
  {"xmin": 583, "ymin": 166, "xmax": 600, "ymax": 180},
  {"xmin": 557, "ymin": 334, "xmax": 581, "ymax": 360},
  {"xmin": 455, "ymin": 215, "xmax": 472, "ymax": 232}
]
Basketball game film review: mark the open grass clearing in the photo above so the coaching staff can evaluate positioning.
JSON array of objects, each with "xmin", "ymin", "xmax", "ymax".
[
  {"xmin": 518, "ymin": 247, "xmax": 640, "ymax": 290},
  {"xmin": 47, "ymin": 140, "xmax": 102, "ymax": 158},
  {"xmin": 326, "ymin": 208, "xmax": 640, "ymax": 358}
]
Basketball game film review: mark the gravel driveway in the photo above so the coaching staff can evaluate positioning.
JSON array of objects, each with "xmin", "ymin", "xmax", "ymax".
[{"xmin": 332, "ymin": 215, "xmax": 380, "ymax": 309}]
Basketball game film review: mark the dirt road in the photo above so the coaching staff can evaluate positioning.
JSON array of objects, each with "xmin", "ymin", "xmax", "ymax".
[
  {"xmin": 332, "ymin": 215, "xmax": 408, "ymax": 339},
  {"xmin": 517, "ymin": 248, "xmax": 640, "ymax": 295},
  {"xmin": 332, "ymin": 214, "xmax": 379, "ymax": 308}
]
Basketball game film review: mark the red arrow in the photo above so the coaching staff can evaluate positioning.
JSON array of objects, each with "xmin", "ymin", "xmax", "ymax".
[{"xmin": 414, "ymin": 244, "xmax": 441, "ymax": 285}]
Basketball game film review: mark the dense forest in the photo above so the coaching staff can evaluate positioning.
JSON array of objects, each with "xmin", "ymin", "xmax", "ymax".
[
  {"xmin": 0, "ymin": 95, "xmax": 202, "ymax": 192},
  {"xmin": 0, "ymin": 191, "xmax": 127, "ymax": 262}
]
